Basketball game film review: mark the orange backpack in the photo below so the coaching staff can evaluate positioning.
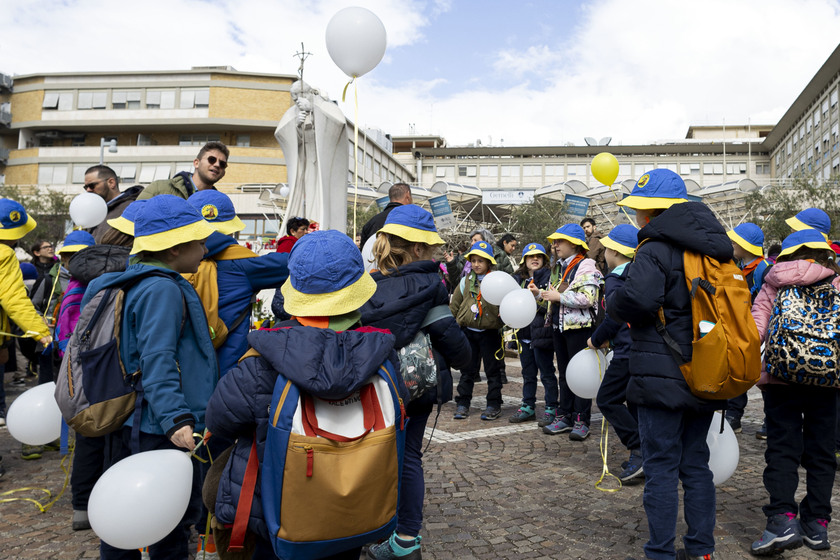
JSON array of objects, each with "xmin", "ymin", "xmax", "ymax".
[{"xmin": 654, "ymin": 249, "xmax": 761, "ymax": 401}]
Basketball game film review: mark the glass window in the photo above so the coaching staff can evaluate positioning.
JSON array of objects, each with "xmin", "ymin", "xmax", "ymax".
[
  {"xmin": 544, "ymin": 164, "xmax": 563, "ymax": 176},
  {"xmin": 657, "ymin": 163, "xmax": 677, "ymax": 172},
  {"xmin": 831, "ymin": 88, "xmax": 838, "ymax": 107},
  {"xmin": 522, "ymin": 165, "xmax": 541, "ymax": 177},
  {"xmin": 568, "ymin": 164, "xmax": 586, "ymax": 176},
  {"xmin": 175, "ymin": 162, "xmax": 193, "ymax": 174},
  {"xmin": 92, "ymin": 92, "xmax": 107, "ymax": 109},
  {"xmin": 77, "ymin": 91, "xmax": 93, "ymax": 110},
  {"xmin": 479, "ymin": 165, "xmax": 498, "ymax": 177},
  {"xmin": 138, "ymin": 165, "xmax": 157, "ymax": 183},
  {"xmin": 236, "ymin": 134, "xmax": 250, "ymax": 147},
  {"xmin": 501, "ymin": 165, "xmax": 519, "ymax": 177},
  {"xmin": 195, "ymin": 89, "xmax": 210, "ymax": 107},
  {"xmin": 38, "ymin": 165, "xmax": 68, "ymax": 184},
  {"xmin": 120, "ymin": 164, "xmax": 137, "ymax": 180},
  {"xmin": 814, "ymin": 108, "xmax": 820, "ymax": 127},
  {"xmin": 636, "ymin": 163, "xmax": 655, "ymax": 174},
  {"xmin": 154, "ymin": 164, "xmax": 171, "ymax": 181},
  {"xmin": 57, "ymin": 92, "xmax": 73, "ymax": 110},
  {"xmin": 112, "ymin": 90, "xmax": 141, "ymax": 109},
  {"xmin": 72, "ymin": 165, "xmax": 86, "ymax": 184},
  {"xmin": 180, "ymin": 90, "xmax": 196, "ymax": 109},
  {"xmin": 42, "ymin": 92, "xmax": 59, "ymax": 109},
  {"xmin": 146, "ymin": 90, "xmax": 176, "ymax": 109}
]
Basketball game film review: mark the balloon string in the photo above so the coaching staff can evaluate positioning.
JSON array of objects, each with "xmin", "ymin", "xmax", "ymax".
[
  {"xmin": 0, "ymin": 446, "xmax": 74, "ymax": 512},
  {"xmin": 43, "ymin": 272, "xmax": 60, "ymax": 325},
  {"xmin": 495, "ymin": 332, "xmax": 506, "ymax": 361},
  {"xmin": 353, "ymin": 80, "xmax": 360, "ymax": 241},
  {"xmin": 595, "ymin": 416, "xmax": 622, "ymax": 492},
  {"xmin": 0, "ymin": 329, "xmax": 47, "ymax": 339},
  {"xmin": 188, "ymin": 430, "xmax": 213, "ymax": 464}
]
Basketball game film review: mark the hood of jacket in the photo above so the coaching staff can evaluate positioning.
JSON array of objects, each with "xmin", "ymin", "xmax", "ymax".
[
  {"xmin": 639, "ymin": 202, "xmax": 733, "ymax": 262},
  {"xmin": 205, "ymin": 231, "xmax": 238, "ymax": 259},
  {"xmin": 107, "ymin": 184, "xmax": 144, "ymax": 210},
  {"xmin": 762, "ymin": 260, "xmax": 835, "ymax": 288},
  {"xmin": 246, "ymin": 326, "xmax": 396, "ymax": 400}
]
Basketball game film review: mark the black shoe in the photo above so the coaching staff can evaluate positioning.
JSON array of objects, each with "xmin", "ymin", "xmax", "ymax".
[
  {"xmin": 501, "ymin": 374, "xmax": 509, "ymax": 384},
  {"xmin": 725, "ymin": 414, "xmax": 742, "ymax": 433},
  {"xmin": 756, "ymin": 420, "xmax": 767, "ymax": 440}
]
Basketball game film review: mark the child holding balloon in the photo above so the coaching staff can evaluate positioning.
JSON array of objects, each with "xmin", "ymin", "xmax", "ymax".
[
  {"xmin": 508, "ymin": 243, "xmax": 559, "ymax": 426},
  {"xmin": 586, "ymin": 224, "xmax": 643, "ymax": 482},
  {"xmin": 530, "ymin": 224, "xmax": 602, "ymax": 440},
  {"xmin": 451, "ymin": 240, "xmax": 505, "ymax": 420}
]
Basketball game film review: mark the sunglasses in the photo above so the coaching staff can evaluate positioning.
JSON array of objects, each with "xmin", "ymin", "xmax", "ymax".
[
  {"xmin": 206, "ymin": 155, "xmax": 228, "ymax": 169},
  {"xmin": 83, "ymin": 179, "xmax": 104, "ymax": 191}
]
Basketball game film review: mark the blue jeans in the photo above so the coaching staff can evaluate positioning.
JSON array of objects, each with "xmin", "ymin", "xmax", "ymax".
[
  {"xmin": 518, "ymin": 341, "xmax": 558, "ymax": 409},
  {"xmin": 637, "ymin": 406, "xmax": 716, "ymax": 560},
  {"xmin": 397, "ymin": 404, "xmax": 432, "ymax": 536}
]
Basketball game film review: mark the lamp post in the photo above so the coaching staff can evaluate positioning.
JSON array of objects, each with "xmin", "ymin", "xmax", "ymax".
[{"xmin": 99, "ymin": 137, "xmax": 117, "ymax": 165}]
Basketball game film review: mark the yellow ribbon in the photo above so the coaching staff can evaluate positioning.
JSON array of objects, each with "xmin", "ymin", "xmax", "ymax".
[
  {"xmin": 342, "ymin": 78, "xmax": 361, "ymax": 241},
  {"xmin": 0, "ymin": 445, "xmax": 74, "ymax": 512},
  {"xmin": 188, "ymin": 430, "xmax": 213, "ymax": 465},
  {"xmin": 592, "ymin": 349, "xmax": 621, "ymax": 492}
]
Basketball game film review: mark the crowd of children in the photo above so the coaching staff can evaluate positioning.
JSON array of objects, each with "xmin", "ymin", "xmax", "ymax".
[{"xmin": 1, "ymin": 160, "xmax": 840, "ymax": 560}]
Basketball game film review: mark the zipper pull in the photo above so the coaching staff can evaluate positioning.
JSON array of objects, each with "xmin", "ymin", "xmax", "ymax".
[{"xmin": 305, "ymin": 445, "xmax": 313, "ymax": 477}]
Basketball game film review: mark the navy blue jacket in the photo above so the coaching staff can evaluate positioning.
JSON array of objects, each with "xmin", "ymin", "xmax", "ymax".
[
  {"xmin": 607, "ymin": 202, "xmax": 733, "ymax": 411},
  {"xmin": 591, "ymin": 264, "xmax": 633, "ymax": 360},
  {"xmin": 513, "ymin": 267, "xmax": 553, "ymax": 350},
  {"xmin": 360, "ymin": 260, "xmax": 471, "ymax": 410},
  {"xmin": 205, "ymin": 325, "xmax": 398, "ymax": 541}
]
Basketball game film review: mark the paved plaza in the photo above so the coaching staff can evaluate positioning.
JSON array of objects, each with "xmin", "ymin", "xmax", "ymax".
[{"xmin": 1, "ymin": 358, "xmax": 838, "ymax": 559}]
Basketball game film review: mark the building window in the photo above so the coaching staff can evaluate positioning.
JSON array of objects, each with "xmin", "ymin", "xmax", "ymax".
[
  {"xmin": 831, "ymin": 88, "xmax": 838, "ymax": 107},
  {"xmin": 703, "ymin": 163, "xmax": 723, "ymax": 175},
  {"xmin": 479, "ymin": 165, "xmax": 498, "ymax": 177},
  {"xmin": 112, "ymin": 90, "xmax": 141, "ymax": 109},
  {"xmin": 459, "ymin": 165, "xmax": 477, "ymax": 177},
  {"xmin": 726, "ymin": 163, "xmax": 746, "ymax": 174},
  {"xmin": 522, "ymin": 165, "xmax": 541, "ymax": 177},
  {"xmin": 755, "ymin": 163, "xmax": 770, "ymax": 175},
  {"xmin": 814, "ymin": 108, "xmax": 821, "ymax": 127},
  {"xmin": 179, "ymin": 88, "xmax": 210, "ymax": 109},
  {"xmin": 236, "ymin": 134, "xmax": 250, "ymax": 147},
  {"xmin": 38, "ymin": 164, "xmax": 68, "ymax": 184},
  {"xmin": 435, "ymin": 166, "xmax": 452, "ymax": 178},
  {"xmin": 568, "ymin": 164, "xmax": 586, "ymax": 176},
  {"xmin": 146, "ymin": 90, "xmax": 176, "ymax": 109},
  {"xmin": 636, "ymin": 163, "xmax": 655, "ymax": 174},
  {"xmin": 500, "ymin": 165, "xmax": 520, "ymax": 178},
  {"xmin": 138, "ymin": 164, "xmax": 172, "ymax": 183},
  {"xmin": 42, "ymin": 92, "xmax": 73, "ymax": 110},
  {"xmin": 657, "ymin": 163, "xmax": 678, "ymax": 172},
  {"xmin": 77, "ymin": 91, "xmax": 107, "ymax": 110},
  {"xmin": 544, "ymin": 164, "xmax": 563, "ymax": 176},
  {"xmin": 179, "ymin": 134, "xmax": 220, "ymax": 146}
]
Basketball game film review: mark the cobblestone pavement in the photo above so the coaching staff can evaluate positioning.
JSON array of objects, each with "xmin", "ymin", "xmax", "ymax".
[{"xmin": 1, "ymin": 359, "xmax": 838, "ymax": 559}]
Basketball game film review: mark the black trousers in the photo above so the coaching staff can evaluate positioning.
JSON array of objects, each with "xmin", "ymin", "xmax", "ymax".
[
  {"xmin": 595, "ymin": 357, "xmax": 640, "ymax": 450},
  {"xmin": 553, "ymin": 327, "xmax": 593, "ymax": 425},
  {"xmin": 456, "ymin": 328, "xmax": 504, "ymax": 409},
  {"xmin": 70, "ymin": 433, "xmax": 106, "ymax": 510}
]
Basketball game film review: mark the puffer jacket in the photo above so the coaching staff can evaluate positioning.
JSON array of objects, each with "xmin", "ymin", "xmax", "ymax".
[
  {"xmin": 360, "ymin": 260, "xmax": 471, "ymax": 409},
  {"xmin": 513, "ymin": 267, "xmax": 552, "ymax": 349},
  {"xmin": 450, "ymin": 272, "xmax": 503, "ymax": 330},
  {"xmin": 205, "ymin": 325, "xmax": 398, "ymax": 541},
  {"xmin": 548, "ymin": 256, "xmax": 602, "ymax": 331},
  {"xmin": 751, "ymin": 260, "xmax": 840, "ymax": 388},
  {"xmin": 607, "ymin": 201, "xmax": 732, "ymax": 411}
]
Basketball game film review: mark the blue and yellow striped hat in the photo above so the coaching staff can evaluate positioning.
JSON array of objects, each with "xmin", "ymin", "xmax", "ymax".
[
  {"xmin": 106, "ymin": 200, "xmax": 147, "ymax": 236},
  {"xmin": 519, "ymin": 242, "xmax": 548, "ymax": 265},
  {"xmin": 58, "ymin": 230, "xmax": 95, "ymax": 255},
  {"xmin": 617, "ymin": 169, "xmax": 688, "ymax": 210},
  {"xmin": 600, "ymin": 224, "xmax": 639, "ymax": 258},
  {"xmin": 727, "ymin": 223, "xmax": 764, "ymax": 256},
  {"xmin": 130, "ymin": 195, "xmax": 216, "ymax": 255},
  {"xmin": 464, "ymin": 240, "xmax": 496, "ymax": 264},
  {"xmin": 0, "ymin": 199, "xmax": 36, "ymax": 241},
  {"xmin": 187, "ymin": 190, "xmax": 245, "ymax": 236},
  {"xmin": 378, "ymin": 204, "xmax": 444, "ymax": 246},
  {"xmin": 547, "ymin": 224, "xmax": 589, "ymax": 251}
]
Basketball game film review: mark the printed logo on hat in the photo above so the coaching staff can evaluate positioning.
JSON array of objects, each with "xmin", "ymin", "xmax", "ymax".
[
  {"xmin": 637, "ymin": 174, "xmax": 650, "ymax": 189},
  {"xmin": 479, "ymin": 242, "xmax": 487, "ymax": 249},
  {"xmin": 201, "ymin": 204, "xmax": 218, "ymax": 220},
  {"xmin": 528, "ymin": 244, "xmax": 536, "ymax": 250},
  {"xmin": 9, "ymin": 211, "xmax": 20, "ymax": 222}
]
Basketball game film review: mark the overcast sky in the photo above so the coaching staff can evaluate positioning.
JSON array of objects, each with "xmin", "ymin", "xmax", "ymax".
[{"xmin": 2, "ymin": 0, "xmax": 839, "ymax": 147}]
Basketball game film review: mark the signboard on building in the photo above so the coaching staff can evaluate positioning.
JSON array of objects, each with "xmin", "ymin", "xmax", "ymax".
[
  {"xmin": 481, "ymin": 190, "xmax": 535, "ymax": 205},
  {"xmin": 564, "ymin": 194, "xmax": 591, "ymax": 219},
  {"xmin": 375, "ymin": 196, "xmax": 390, "ymax": 211},
  {"xmin": 429, "ymin": 194, "xmax": 456, "ymax": 230}
]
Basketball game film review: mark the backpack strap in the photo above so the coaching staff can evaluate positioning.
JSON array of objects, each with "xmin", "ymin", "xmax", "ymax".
[
  {"xmin": 300, "ymin": 384, "xmax": 385, "ymax": 441},
  {"xmin": 420, "ymin": 304, "xmax": 452, "ymax": 329},
  {"xmin": 228, "ymin": 293, "xmax": 257, "ymax": 334},
  {"xmin": 228, "ymin": 436, "xmax": 259, "ymax": 551}
]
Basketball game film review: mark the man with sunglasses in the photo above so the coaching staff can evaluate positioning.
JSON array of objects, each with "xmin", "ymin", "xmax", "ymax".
[
  {"xmin": 82, "ymin": 165, "xmax": 144, "ymax": 246},
  {"xmin": 138, "ymin": 141, "xmax": 229, "ymax": 201}
]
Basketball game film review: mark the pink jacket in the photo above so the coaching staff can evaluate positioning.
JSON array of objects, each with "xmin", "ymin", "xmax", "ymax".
[{"xmin": 751, "ymin": 260, "xmax": 840, "ymax": 386}]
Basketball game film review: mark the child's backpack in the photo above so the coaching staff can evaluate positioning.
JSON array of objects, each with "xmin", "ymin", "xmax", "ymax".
[
  {"xmin": 54, "ymin": 271, "xmax": 181, "ymax": 437},
  {"xmin": 653, "ymin": 249, "xmax": 761, "ymax": 400},
  {"xmin": 230, "ymin": 359, "xmax": 405, "ymax": 558},
  {"xmin": 398, "ymin": 304, "xmax": 450, "ymax": 402},
  {"xmin": 765, "ymin": 280, "xmax": 840, "ymax": 387}
]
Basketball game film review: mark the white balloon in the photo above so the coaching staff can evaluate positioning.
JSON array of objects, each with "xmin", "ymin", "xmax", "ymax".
[
  {"xmin": 480, "ymin": 271, "xmax": 519, "ymax": 305},
  {"xmin": 6, "ymin": 381, "xmax": 62, "ymax": 445},
  {"xmin": 279, "ymin": 185, "xmax": 290, "ymax": 198},
  {"xmin": 325, "ymin": 7, "xmax": 387, "ymax": 78},
  {"xmin": 89, "ymin": 449, "xmax": 193, "ymax": 549},
  {"xmin": 706, "ymin": 411, "xmax": 740, "ymax": 486},
  {"xmin": 566, "ymin": 348, "xmax": 609, "ymax": 399},
  {"xmin": 499, "ymin": 288, "xmax": 538, "ymax": 329},
  {"xmin": 69, "ymin": 193, "xmax": 108, "ymax": 227}
]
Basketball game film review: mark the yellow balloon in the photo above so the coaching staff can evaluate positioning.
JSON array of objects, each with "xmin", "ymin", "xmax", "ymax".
[{"xmin": 591, "ymin": 152, "xmax": 619, "ymax": 186}]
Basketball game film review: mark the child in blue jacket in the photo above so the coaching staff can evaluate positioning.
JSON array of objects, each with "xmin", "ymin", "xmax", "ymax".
[{"xmin": 587, "ymin": 224, "xmax": 642, "ymax": 483}]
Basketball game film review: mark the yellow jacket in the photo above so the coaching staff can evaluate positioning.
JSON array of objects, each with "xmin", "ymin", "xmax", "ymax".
[{"xmin": 0, "ymin": 244, "xmax": 50, "ymax": 344}]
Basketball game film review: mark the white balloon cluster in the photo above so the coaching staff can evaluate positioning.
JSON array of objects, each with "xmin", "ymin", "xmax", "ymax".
[
  {"xmin": 479, "ymin": 272, "xmax": 538, "ymax": 329},
  {"xmin": 566, "ymin": 348, "xmax": 611, "ymax": 399}
]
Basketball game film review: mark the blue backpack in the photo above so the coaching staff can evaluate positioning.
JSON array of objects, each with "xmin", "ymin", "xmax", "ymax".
[{"xmin": 233, "ymin": 360, "xmax": 406, "ymax": 559}]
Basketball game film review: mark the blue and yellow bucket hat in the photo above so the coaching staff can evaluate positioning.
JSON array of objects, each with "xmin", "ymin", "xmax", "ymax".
[
  {"xmin": 187, "ymin": 190, "xmax": 245, "ymax": 236},
  {"xmin": 778, "ymin": 228, "xmax": 832, "ymax": 258},
  {"xmin": 107, "ymin": 200, "xmax": 146, "ymax": 236},
  {"xmin": 786, "ymin": 208, "xmax": 830, "ymax": 239},
  {"xmin": 130, "ymin": 195, "xmax": 216, "ymax": 255},
  {"xmin": 727, "ymin": 223, "xmax": 764, "ymax": 256},
  {"xmin": 519, "ymin": 242, "xmax": 548, "ymax": 265},
  {"xmin": 600, "ymin": 224, "xmax": 639, "ymax": 258},
  {"xmin": 0, "ymin": 199, "xmax": 37, "ymax": 241},
  {"xmin": 617, "ymin": 169, "xmax": 688, "ymax": 210},
  {"xmin": 281, "ymin": 230, "xmax": 376, "ymax": 317},
  {"xmin": 464, "ymin": 240, "xmax": 497, "ymax": 265},
  {"xmin": 547, "ymin": 224, "xmax": 589, "ymax": 251},
  {"xmin": 378, "ymin": 204, "xmax": 445, "ymax": 245},
  {"xmin": 58, "ymin": 230, "xmax": 95, "ymax": 255}
]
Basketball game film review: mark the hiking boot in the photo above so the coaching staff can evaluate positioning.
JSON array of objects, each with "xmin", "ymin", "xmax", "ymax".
[
  {"xmin": 751, "ymin": 512, "xmax": 803, "ymax": 555},
  {"xmin": 10, "ymin": 378, "xmax": 25, "ymax": 387},
  {"xmin": 367, "ymin": 533, "xmax": 422, "ymax": 559},
  {"xmin": 800, "ymin": 518, "xmax": 830, "ymax": 550},
  {"xmin": 725, "ymin": 413, "xmax": 742, "ymax": 433},
  {"xmin": 453, "ymin": 405, "xmax": 469, "ymax": 420},
  {"xmin": 480, "ymin": 407, "xmax": 501, "ymax": 421},
  {"xmin": 21, "ymin": 444, "xmax": 43, "ymax": 460},
  {"xmin": 72, "ymin": 510, "xmax": 91, "ymax": 531},
  {"xmin": 537, "ymin": 408, "xmax": 557, "ymax": 427},
  {"xmin": 676, "ymin": 550, "xmax": 715, "ymax": 560},
  {"xmin": 509, "ymin": 405, "xmax": 535, "ymax": 423},
  {"xmin": 619, "ymin": 450, "xmax": 644, "ymax": 483},
  {"xmin": 569, "ymin": 417, "xmax": 590, "ymax": 441},
  {"xmin": 756, "ymin": 420, "xmax": 767, "ymax": 440},
  {"xmin": 543, "ymin": 414, "xmax": 573, "ymax": 435},
  {"xmin": 43, "ymin": 439, "xmax": 61, "ymax": 452}
]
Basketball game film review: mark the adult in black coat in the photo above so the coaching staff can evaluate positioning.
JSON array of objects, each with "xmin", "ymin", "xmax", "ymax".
[{"xmin": 359, "ymin": 183, "xmax": 412, "ymax": 250}]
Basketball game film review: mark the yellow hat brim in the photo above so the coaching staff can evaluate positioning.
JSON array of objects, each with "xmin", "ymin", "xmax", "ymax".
[
  {"xmin": 58, "ymin": 244, "xmax": 90, "ymax": 255},
  {"xmin": 778, "ymin": 240, "xmax": 833, "ymax": 258},
  {"xmin": 600, "ymin": 236, "xmax": 635, "ymax": 258},
  {"xmin": 786, "ymin": 216, "xmax": 830, "ymax": 240},
  {"xmin": 0, "ymin": 215, "xmax": 37, "ymax": 240},
  {"xmin": 727, "ymin": 230, "xmax": 763, "ymax": 256},
  {"xmin": 463, "ymin": 249, "xmax": 496, "ymax": 265},
  {"xmin": 130, "ymin": 219, "xmax": 216, "ymax": 255},
  {"xmin": 547, "ymin": 232, "xmax": 589, "ymax": 251},
  {"xmin": 208, "ymin": 216, "xmax": 246, "ymax": 235},
  {"xmin": 107, "ymin": 216, "xmax": 135, "ymax": 236},
  {"xmin": 617, "ymin": 196, "xmax": 688, "ymax": 210},
  {"xmin": 519, "ymin": 249, "xmax": 548, "ymax": 265},
  {"xmin": 378, "ymin": 223, "xmax": 445, "ymax": 246},
  {"xmin": 280, "ymin": 269, "xmax": 377, "ymax": 317}
]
